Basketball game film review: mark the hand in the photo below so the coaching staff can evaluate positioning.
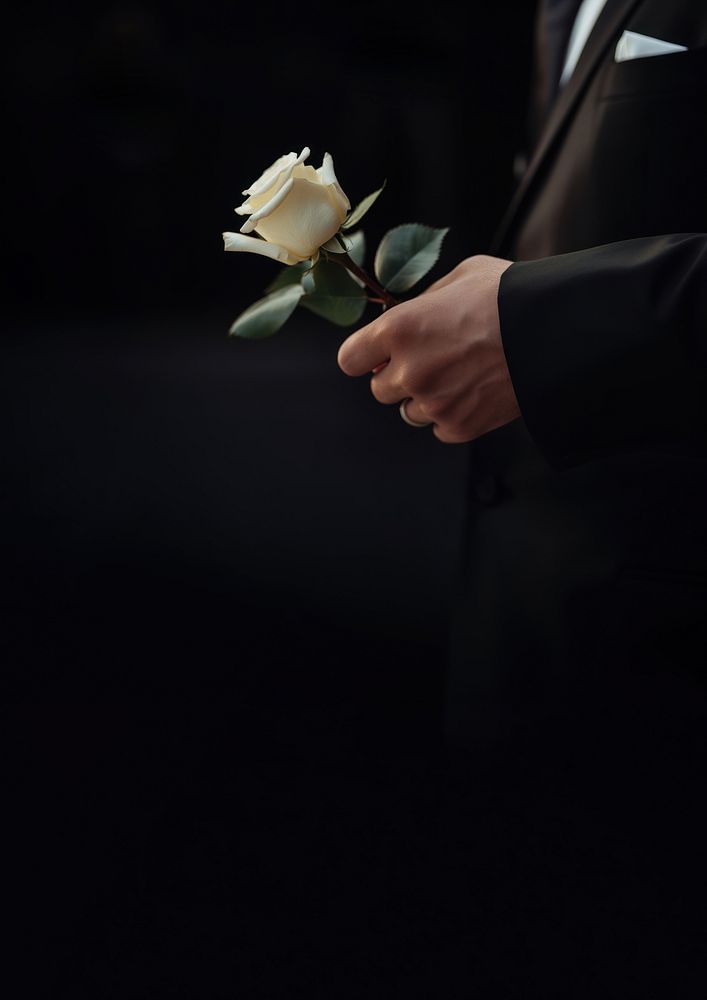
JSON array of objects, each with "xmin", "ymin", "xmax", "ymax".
[{"xmin": 337, "ymin": 255, "xmax": 521, "ymax": 444}]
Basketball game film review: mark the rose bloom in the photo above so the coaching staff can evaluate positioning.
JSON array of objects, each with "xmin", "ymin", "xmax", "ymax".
[{"xmin": 222, "ymin": 147, "xmax": 350, "ymax": 265}]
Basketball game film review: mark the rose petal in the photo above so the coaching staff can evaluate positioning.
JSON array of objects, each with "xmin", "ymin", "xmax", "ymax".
[
  {"xmin": 222, "ymin": 231, "xmax": 299, "ymax": 265},
  {"xmin": 238, "ymin": 157, "xmax": 317, "ymax": 217},
  {"xmin": 253, "ymin": 177, "xmax": 346, "ymax": 260},
  {"xmin": 237, "ymin": 168, "xmax": 291, "ymax": 216},
  {"xmin": 292, "ymin": 164, "xmax": 320, "ymax": 184},
  {"xmin": 242, "ymin": 147, "xmax": 310, "ymax": 197},
  {"xmin": 317, "ymin": 152, "xmax": 350, "ymax": 212},
  {"xmin": 238, "ymin": 177, "xmax": 295, "ymax": 234}
]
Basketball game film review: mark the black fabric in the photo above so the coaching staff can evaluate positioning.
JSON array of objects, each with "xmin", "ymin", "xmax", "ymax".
[
  {"xmin": 445, "ymin": 0, "xmax": 707, "ymax": 991},
  {"xmin": 499, "ymin": 234, "xmax": 707, "ymax": 467}
]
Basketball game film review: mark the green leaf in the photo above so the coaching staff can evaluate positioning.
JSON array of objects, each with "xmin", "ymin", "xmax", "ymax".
[
  {"xmin": 229, "ymin": 284, "xmax": 305, "ymax": 339},
  {"xmin": 300, "ymin": 257, "xmax": 367, "ymax": 326},
  {"xmin": 374, "ymin": 224, "xmax": 449, "ymax": 293},
  {"xmin": 347, "ymin": 230, "xmax": 366, "ymax": 268},
  {"xmin": 264, "ymin": 260, "xmax": 312, "ymax": 294},
  {"xmin": 342, "ymin": 182, "xmax": 385, "ymax": 230}
]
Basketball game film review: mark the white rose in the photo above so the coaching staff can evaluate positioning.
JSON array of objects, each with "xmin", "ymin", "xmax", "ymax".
[{"xmin": 222, "ymin": 146, "xmax": 350, "ymax": 266}]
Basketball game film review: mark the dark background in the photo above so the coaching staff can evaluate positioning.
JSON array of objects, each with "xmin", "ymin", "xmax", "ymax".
[{"xmin": 4, "ymin": 3, "xmax": 537, "ymax": 995}]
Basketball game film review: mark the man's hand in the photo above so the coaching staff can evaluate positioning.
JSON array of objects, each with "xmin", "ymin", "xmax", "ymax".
[{"xmin": 337, "ymin": 255, "xmax": 521, "ymax": 444}]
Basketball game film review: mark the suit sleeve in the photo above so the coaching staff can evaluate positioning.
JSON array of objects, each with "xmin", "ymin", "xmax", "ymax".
[{"xmin": 497, "ymin": 233, "xmax": 707, "ymax": 468}]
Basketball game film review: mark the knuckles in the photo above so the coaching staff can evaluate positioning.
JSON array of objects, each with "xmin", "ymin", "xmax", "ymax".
[
  {"xmin": 419, "ymin": 397, "xmax": 452, "ymax": 421},
  {"xmin": 370, "ymin": 374, "xmax": 404, "ymax": 404},
  {"xmin": 338, "ymin": 317, "xmax": 394, "ymax": 376},
  {"xmin": 458, "ymin": 254, "xmax": 491, "ymax": 273}
]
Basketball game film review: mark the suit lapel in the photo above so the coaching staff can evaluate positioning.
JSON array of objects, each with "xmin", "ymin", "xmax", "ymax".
[{"xmin": 492, "ymin": 0, "xmax": 644, "ymax": 254}]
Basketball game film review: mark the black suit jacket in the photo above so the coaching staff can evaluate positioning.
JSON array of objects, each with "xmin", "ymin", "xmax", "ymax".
[
  {"xmin": 446, "ymin": 0, "xmax": 707, "ymax": 759},
  {"xmin": 439, "ymin": 8, "xmax": 707, "ymax": 985}
]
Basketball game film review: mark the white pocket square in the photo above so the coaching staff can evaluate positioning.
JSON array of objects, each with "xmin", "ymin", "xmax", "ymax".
[{"xmin": 615, "ymin": 30, "xmax": 688, "ymax": 63}]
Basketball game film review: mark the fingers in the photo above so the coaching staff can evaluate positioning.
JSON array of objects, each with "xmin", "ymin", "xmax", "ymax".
[
  {"xmin": 400, "ymin": 398, "xmax": 432, "ymax": 426},
  {"xmin": 343, "ymin": 329, "xmax": 427, "ymax": 421},
  {"xmin": 337, "ymin": 318, "xmax": 390, "ymax": 377},
  {"xmin": 369, "ymin": 362, "xmax": 405, "ymax": 405},
  {"xmin": 370, "ymin": 365, "xmax": 435, "ymax": 428}
]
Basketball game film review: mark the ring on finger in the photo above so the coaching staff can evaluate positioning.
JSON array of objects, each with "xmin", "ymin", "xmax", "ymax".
[{"xmin": 399, "ymin": 397, "xmax": 432, "ymax": 428}]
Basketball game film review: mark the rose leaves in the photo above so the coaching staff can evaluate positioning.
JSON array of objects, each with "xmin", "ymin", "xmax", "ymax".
[
  {"xmin": 374, "ymin": 224, "xmax": 450, "ymax": 294},
  {"xmin": 341, "ymin": 182, "xmax": 386, "ymax": 231},
  {"xmin": 228, "ymin": 283, "xmax": 305, "ymax": 339},
  {"xmin": 227, "ymin": 181, "xmax": 448, "ymax": 339}
]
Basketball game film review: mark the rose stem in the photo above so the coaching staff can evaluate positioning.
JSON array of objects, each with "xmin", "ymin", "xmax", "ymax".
[{"xmin": 329, "ymin": 254, "xmax": 399, "ymax": 309}]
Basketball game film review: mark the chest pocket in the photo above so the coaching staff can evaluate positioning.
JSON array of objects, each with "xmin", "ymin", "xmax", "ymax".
[{"xmin": 599, "ymin": 43, "xmax": 707, "ymax": 100}]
